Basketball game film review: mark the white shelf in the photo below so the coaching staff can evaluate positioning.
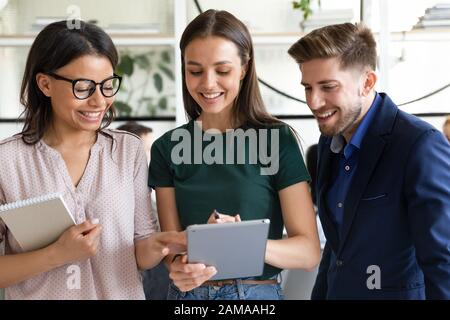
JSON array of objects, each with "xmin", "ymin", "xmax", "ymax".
[
  {"xmin": 0, "ymin": 34, "xmax": 176, "ymax": 47},
  {"xmin": 0, "ymin": 0, "xmax": 187, "ymax": 124},
  {"xmin": 250, "ymin": 29, "xmax": 450, "ymax": 46},
  {"xmin": 252, "ymin": 34, "xmax": 302, "ymax": 45},
  {"xmin": 112, "ymin": 35, "xmax": 175, "ymax": 46},
  {"xmin": 0, "ymin": 0, "xmax": 449, "ymax": 123},
  {"xmin": 2, "ymin": 28, "xmax": 450, "ymax": 47},
  {"xmin": 0, "ymin": 36, "xmax": 34, "ymax": 46}
]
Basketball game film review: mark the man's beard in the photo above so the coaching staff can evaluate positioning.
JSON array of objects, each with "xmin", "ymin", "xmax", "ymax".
[{"xmin": 319, "ymin": 103, "xmax": 362, "ymax": 137}]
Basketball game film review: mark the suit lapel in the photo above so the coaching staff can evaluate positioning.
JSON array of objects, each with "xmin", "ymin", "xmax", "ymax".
[
  {"xmin": 337, "ymin": 134, "xmax": 386, "ymax": 253},
  {"xmin": 317, "ymin": 139, "xmax": 340, "ymax": 253},
  {"xmin": 337, "ymin": 93, "xmax": 397, "ymax": 254}
]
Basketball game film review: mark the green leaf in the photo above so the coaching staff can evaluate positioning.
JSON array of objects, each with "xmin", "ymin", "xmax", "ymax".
[
  {"xmin": 161, "ymin": 50, "xmax": 171, "ymax": 63},
  {"xmin": 116, "ymin": 54, "xmax": 134, "ymax": 76},
  {"xmin": 158, "ymin": 63, "xmax": 175, "ymax": 81},
  {"xmin": 153, "ymin": 73, "xmax": 163, "ymax": 93},
  {"xmin": 147, "ymin": 103, "xmax": 157, "ymax": 116},
  {"xmin": 304, "ymin": 7, "xmax": 312, "ymax": 20},
  {"xmin": 118, "ymin": 83, "xmax": 127, "ymax": 92},
  {"xmin": 114, "ymin": 101, "xmax": 133, "ymax": 116},
  {"xmin": 134, "ymin": 54, "xmax": 150, "ymax": 70},
  {"xmin": 138, "ymin": 97, "xmax": 153, "ymax": 103},
  {"xmin": 292, "ymin": 0, "xmax": 319, "ymax": 21},
  {"xmin": 158, "ymin": 97, "xmax": 168, "ymax": 110}
]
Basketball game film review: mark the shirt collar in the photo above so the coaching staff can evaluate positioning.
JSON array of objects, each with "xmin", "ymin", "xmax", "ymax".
[{"xmin": 330, "ymin": 92, "xmax": 382, "ymax": 156}]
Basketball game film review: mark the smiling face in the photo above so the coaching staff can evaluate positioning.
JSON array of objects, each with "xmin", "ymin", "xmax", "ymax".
[
  {"xmin": 184, "ymin": 36, "xmax": 246, "ymax": 121},
  {"xmin": 300, "ymin": 57, "xmax": 370, "ymax": 139},
  {"xmin": 37, "ymin": 54, "xmax": 115, "ymax": 134}
]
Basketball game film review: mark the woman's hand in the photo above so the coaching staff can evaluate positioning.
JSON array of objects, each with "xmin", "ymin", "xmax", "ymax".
[
  {"xmin": 0, "ymin": 219, "xmax": 102, "ymax": 288},
  {"xmin": 169, "ymin": 254, "xmax": 217, "ymax": 292},
  {"xmin": 49, "ymin": 219, "xmax": 102, "ymax": 267},
  {"xmin": 149, "ymin": 231, "xmax": 187, "ymax": 257},
  {"xmin": 135, "ymin": 230, "xmax": 187, "ymax": 270},
  {"xmin": 206, "ymin": 210, "xmax": 241, "ymax": 224}
]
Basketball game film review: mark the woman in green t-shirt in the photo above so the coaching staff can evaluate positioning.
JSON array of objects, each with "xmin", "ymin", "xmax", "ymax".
[{"xmin": 149, "ymin": 9, "xmax": 320, "ymax": 300}]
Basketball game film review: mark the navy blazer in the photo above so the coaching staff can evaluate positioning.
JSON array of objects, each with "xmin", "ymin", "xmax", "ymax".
[{"xmin": 311, "ymin": 93, "xmax": 450, "ymax": 299}]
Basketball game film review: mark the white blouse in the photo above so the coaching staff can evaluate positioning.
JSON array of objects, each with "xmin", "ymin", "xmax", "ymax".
[{"xmin": 0, "ymin": 129, "xmax": 158, "ymax": 299}]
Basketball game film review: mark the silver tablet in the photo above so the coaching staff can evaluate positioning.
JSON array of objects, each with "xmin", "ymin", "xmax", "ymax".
[{"xmin": 187, "ymin": 219, "xmax": 270, "ymax": 280}]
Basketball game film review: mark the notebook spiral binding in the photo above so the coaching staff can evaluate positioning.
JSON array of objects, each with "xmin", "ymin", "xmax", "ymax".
[{"xmin": 0, "ymin": 193, "xmax": 61, "ymax": 212}]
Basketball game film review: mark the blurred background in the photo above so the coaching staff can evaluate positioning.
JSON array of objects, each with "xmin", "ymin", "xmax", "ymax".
[{"xmin": 0, "ymin": 0, "xmax": 449, "ymax": 300}]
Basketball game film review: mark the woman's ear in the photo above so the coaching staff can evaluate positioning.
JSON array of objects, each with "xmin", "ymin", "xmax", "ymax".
[
  {"xmin": 362, "ymin": 70, "xmax": 377, "ymax": 96},
  {"xmin": 240, "ymin": 63, "xmax": 248, "ymax": 80},
  {"xmin": 35, "ymin": 73, "xmax": 52, "ymax": 97}
]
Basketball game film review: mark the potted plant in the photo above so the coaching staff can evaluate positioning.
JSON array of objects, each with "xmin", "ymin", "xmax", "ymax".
[
  {"xmin": 292, "ymin": 0, "xmax": 322, "ymax": 31},
  {"xmin": 114, "ymin": 48, "xmax": 175, "ymax": 117}
]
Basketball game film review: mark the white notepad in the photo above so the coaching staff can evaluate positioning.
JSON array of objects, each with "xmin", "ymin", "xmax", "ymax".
[{"xmin": 0, "ymin": 193, "xmax": 75, "ymax": 251}]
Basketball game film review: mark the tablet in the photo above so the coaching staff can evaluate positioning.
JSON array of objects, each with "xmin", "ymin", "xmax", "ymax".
[{"xmin": 187, "ymin": 219, "xmax": 270, "ymax": 280}]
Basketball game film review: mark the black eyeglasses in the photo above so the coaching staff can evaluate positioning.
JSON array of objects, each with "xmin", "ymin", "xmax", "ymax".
[{"xmin": 46, "ymin": 72, "xmax": 122, "ymax": 100}]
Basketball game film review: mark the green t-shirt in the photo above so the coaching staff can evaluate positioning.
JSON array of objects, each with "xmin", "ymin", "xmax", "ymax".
[{"xmin": 148, "ymin": 120, "xmax": 310, "ymax": 279}]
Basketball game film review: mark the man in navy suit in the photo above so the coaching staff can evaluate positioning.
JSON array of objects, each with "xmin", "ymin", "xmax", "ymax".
[{"xmin": 288, "ymin": 23, "xmax": 450, "ymax": 299}]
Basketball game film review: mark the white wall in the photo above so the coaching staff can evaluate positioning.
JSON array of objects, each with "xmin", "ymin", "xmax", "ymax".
[
  {"xmin": 186, "ymin": 0, "xmax": 360, "ymax": 33},
  {"xmin": 185, "ymin": 0, "xmax": 450, "ymax": 116},
  {"xmin": 0, "ymin": 122, "xmax": 22, "ymax": 139},
  {"xmin": 2, "ymin": 0, "xmax": 449, "ymax": 118},
  {"xmin": 14, "ymin": 0, "xmax": 174, "ymax": 34}
]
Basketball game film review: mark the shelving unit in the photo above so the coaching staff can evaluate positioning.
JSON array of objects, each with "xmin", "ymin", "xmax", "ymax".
[
  {"xmin": 0, "ymin": 34, "xmax": 177, "ymax": 46},
  {"xmin": 0, "ymin": 0, "xmax": 188, "ymax": 125},
  {"xmin": 0, "ymin": 0, "xmax": 449, "ymax": 124},
  {"xmin": 252, "ymin": 33, "xmax": 304, "ymax": 45}
]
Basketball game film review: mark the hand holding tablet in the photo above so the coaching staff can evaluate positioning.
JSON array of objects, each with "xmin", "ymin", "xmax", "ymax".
[{"xmin": 187, "ymin": 218, "xmax": 270, "ymax": 280}]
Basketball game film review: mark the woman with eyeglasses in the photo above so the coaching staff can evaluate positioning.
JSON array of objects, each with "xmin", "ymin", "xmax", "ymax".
[{"xmin": 0, "ymin": 20, "xmax": 185, "ymax": 299}]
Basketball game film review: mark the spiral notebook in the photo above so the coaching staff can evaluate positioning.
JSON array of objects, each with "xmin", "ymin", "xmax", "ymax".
[{"xmin": 0, "ymin": 193, "xmax": 75, "ymax": 251}]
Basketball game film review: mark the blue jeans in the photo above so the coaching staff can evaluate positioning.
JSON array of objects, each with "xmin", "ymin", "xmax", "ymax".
[
  {"xmin": 142, "ymin": 262, "xmax": 170, "ymax": 300},
  {"xmin": 167, "ymin": 278, "xmax": 284, "ymax": 300}
]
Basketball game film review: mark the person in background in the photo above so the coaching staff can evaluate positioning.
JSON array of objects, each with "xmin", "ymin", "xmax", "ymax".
[
  {"xmin": 149, "ymin": 9, "xmax": 320, "ymax": 300},
  {"xmin": 116, "ymin": 121, "xmax": 153, "ymax": 164},
  {"xmin": 0, "ymin": 20, "xmax": 185, "ymax": 299},
  {"xmin": 443, "ymin": 116, "xmax": 450, "ymax": 143},
  {"xmin": 288, "ymin": 22, "xmax": 450, "ymax": 299},
  {"xmin": 116, "ymin": 121, "xmax": 170, "ymax": 300}
]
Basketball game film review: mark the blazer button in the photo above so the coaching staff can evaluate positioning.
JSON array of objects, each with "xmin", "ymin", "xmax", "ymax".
[{"xmin": 336, "ymin": 260, "xmax": 344, "ymax": 267}]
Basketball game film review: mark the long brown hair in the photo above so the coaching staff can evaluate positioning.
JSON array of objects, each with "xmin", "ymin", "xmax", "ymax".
[
  {"xmin": 179, "ymin": 9, "xmax": 283, "ymax": 129},
  {"xmin": 20, "ymin": 20, "xmax": 119, "ymax": 144}
]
